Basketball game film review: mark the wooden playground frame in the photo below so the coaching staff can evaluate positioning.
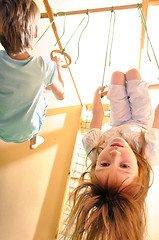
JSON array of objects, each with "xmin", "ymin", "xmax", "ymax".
[{"xmin": 40, "ymin": 1, "xmax": 159, "ymax": 238}]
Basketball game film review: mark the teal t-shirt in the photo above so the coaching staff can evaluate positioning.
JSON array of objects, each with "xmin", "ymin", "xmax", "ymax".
[{"xmin": 0, "ymin": 50, "xmax": 56, "ymax": 143}]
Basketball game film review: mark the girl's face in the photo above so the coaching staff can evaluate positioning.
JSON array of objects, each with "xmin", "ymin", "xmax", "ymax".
[{"xmin": 95, "ymin": 137, "xmax": 138, "ymax": 188}]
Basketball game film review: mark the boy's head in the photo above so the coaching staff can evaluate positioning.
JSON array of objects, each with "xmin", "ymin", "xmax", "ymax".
[{"xmin": 0, "ymin": 0, "xmax": 40, "ymax": 55}]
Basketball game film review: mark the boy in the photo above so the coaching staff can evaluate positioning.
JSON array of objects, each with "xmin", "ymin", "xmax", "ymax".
[{"xmin": 0, "ymin": 0, "xmax": 65, "ymax": 149}]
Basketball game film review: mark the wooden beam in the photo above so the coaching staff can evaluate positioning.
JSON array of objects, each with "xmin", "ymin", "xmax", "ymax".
[{"xmin": 40, "ymin": 3, "xmax": 142, "ymax": 18}]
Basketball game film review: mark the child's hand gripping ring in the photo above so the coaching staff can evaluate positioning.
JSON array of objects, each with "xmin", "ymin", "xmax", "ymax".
[{"xmin": 50, "ymin": 50, "xmax": 72, "ymax": 68}]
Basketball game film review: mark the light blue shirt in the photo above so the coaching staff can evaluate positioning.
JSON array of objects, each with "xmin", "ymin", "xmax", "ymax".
[{"xmin": 0, "ymin": 50, "xmax": 56, "ymax": 143}]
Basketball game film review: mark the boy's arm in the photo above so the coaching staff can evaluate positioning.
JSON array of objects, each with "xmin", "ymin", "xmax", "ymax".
[
  {"xmin": 152, "ymin": 104, "xmax": 159, "ymax": 129},
  {"xmin": 90, "ymin": 86, "xmax": 106, "ymax": 129},
  {"xmin": 49, "ymin": 56, "xmax": 65, "ymax": 100}
]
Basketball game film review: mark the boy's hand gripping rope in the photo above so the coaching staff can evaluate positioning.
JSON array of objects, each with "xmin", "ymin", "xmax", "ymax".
[
  {"xmin": 34, "ymin": 12, "xmax": 71, "ymax": 68},
  {"xmin": 50, "ymin": 49, "xmax": 72, "ymax": 68},
  {"xmin": 33, "ymin": 10, "xmax": 90, "ymax": 67},
  {"xmin": 51, "ymin": 12, "xmax": 72, "ymax": 68}
]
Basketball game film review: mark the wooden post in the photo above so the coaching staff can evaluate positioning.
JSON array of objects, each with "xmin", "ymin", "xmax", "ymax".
[
  {"xmin": 42, "ymin": 0, "xmax": 83, "ymax": 106},
  {"xmin": 43, "ymin": 0, "xmax": 62, "ymax": 50},
  {"xmin": 139, "ymin": 0, "xmax": 149, "ymax": 69}
]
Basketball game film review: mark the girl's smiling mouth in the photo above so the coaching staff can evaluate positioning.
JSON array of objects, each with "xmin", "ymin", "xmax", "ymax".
[{"xmin": 110, "ymin": 143, "xmax": 124, "ymax": 148}]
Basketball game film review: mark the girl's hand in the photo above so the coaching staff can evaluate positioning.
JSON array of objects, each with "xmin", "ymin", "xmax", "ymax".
[
  {"xmin": 92, "ymin": 86, "xmax": 107, "ymax": 113},
  {"xmin": 90, "ymin": 86, "xmax": 108, "ymax": 129},
  {"xmin": 95, "ymin": 85, "xmax": 107, "ymax": 93},
  {"xmin": 94, "ymin": 85, "xmax": 108, "ymax": 97}
]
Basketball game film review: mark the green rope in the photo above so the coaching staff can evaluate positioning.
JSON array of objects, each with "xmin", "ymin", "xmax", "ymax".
[
  {"xmin": 75, "ymin": 10, "xmax": 90, "ymax": 64},
  {"xmin": 109, "ymin": 8, "xmax": 116, "ymax": 66},
  {"xmin": 137, "ymin": 3, "xmax": 159, "ymax": 69},
  {"xmin": 53, "ymin": 11, "xmax": 90, "ymax": 55},
  {"xmin": 138, "ymin": 5, "xmax": 151, "ymax": 61},
  {"xmin": 102, "ymin": 7, "xmax": 116, "ymax": 87},
  {"xmin": 146, "ymin": 36, "xmax": 151, "ymax": 62},
  {"xmin": 54, "ymin": 12, "xmax": 66, "ymax": 46},
  {"xmin": 34, "ymin": 11, "xmax": 90, "ymax": 62},
  {"xmin": 62, "ymin": 11, "xmax": 89, "ymax": 55},
  {"xmin": 33, "ymin": 19, "xmax": 54, "ymax": 47},
  {"xmin": 101, "ymin": 7, "xmax": 115, "ymax": 99}
]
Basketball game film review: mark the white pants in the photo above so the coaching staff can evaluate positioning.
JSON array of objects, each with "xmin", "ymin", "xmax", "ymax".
[{"xmin": 107, "ymin": 80, "xmax": 153, "ymax": 130}]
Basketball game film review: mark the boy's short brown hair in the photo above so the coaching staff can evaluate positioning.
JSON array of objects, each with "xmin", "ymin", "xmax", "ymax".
[{"xmin": 0, "ymin": 0, "xmax": 40, "ymax": 55}]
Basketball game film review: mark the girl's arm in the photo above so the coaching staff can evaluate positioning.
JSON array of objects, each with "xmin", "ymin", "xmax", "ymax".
[
  {"xmin": 49, "ymin": 56, "xmax": 65, "ymax": 100},
  {"xmin": 90, "ymin": 86, "xmax": 106, "ymax": 129},
  {"xmin": 152, "ymin": 104, "xmax": 159, "ymax": 129}
]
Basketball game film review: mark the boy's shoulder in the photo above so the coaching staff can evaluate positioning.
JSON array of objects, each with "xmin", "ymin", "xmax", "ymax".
[
  {"xmin": 0, "ymin": 51, "xmax": 53, "ymax": 67},
  {"xmin": 31, "ymin": 55, "xmax": 55, "ymax": 68},
  {"xmin": 0, "ymin": 51, "xmax": 56, "ymax": 79}
]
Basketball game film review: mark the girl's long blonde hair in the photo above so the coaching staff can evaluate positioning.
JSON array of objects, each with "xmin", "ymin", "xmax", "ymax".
[{"xmin": 63, "ymin": 132, "xmax": 153, "ymax": 240}]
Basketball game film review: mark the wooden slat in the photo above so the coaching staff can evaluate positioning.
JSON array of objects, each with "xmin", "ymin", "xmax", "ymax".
[
  {"xmin": 148, "ymin": 84, "xmax": 159, "ymax": 90},
  {"xmin": 149, "ymin": 0, "xmax": 159, "ymax": 5}
]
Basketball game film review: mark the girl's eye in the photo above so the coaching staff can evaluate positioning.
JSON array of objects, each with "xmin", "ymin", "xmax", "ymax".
[
  {"xmin": 121, "ymin": 164, "xmax": 129, "ymax": 168},
  {"xmin": 101, "ymin": 163, "xmax": 110, "ymax": 167}
]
